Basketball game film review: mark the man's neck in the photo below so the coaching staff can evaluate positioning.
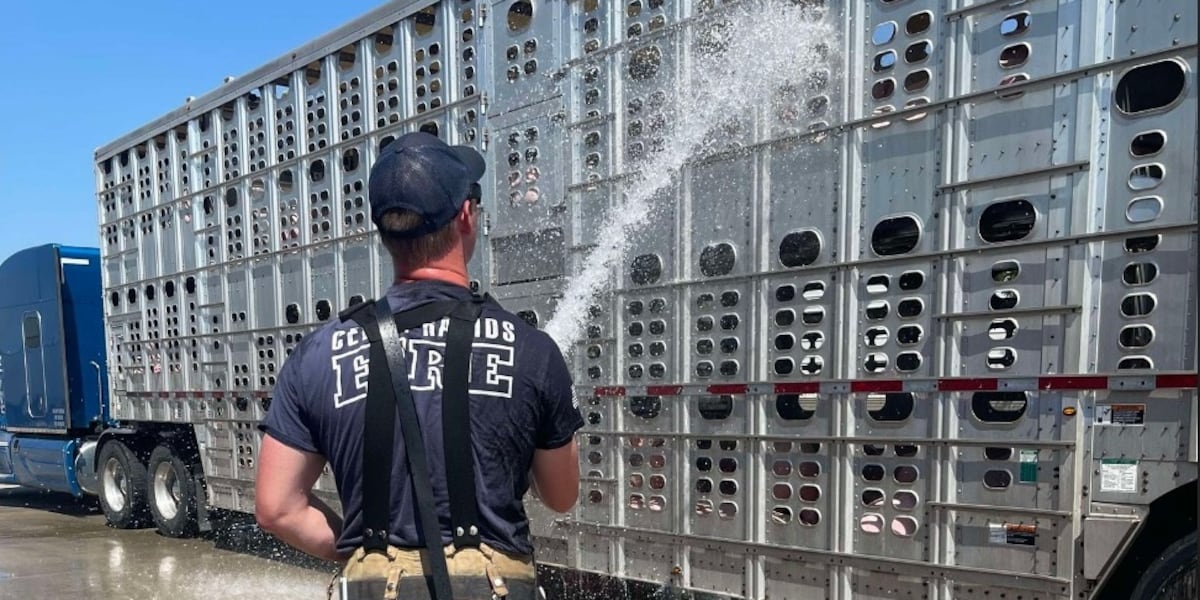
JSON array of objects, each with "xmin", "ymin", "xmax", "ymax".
[{"xmin": 393, "ymin": 265, "xmax": 470, "ymax": 288}]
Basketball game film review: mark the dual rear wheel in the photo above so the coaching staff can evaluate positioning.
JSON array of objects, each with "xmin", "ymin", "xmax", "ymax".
[{"xmin": 97, "ymin": 439, "xmax": 199, "ymax": 538}]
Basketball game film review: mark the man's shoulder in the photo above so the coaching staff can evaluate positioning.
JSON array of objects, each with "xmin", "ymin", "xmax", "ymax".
[{"xmin": 287, "ymin": 313, "xmax": 363, "ymax": 365}]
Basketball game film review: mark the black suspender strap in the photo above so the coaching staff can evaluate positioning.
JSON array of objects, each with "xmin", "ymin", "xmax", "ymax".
[
  {"xmin": 340, "ymin": 293, "xmax": 488, "ymax": 599},
  {"xmin": 441, "ymin": 299, "xmax": 485, "ymax": 548},
  {"xmin": 346, "ymin": 298, "xmax": 454, "ymax": 600}
]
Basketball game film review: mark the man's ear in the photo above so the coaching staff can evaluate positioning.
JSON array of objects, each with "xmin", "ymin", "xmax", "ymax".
[{"xmin": 455, "ymin": 200, "xmax": 474, "ymax": 232}]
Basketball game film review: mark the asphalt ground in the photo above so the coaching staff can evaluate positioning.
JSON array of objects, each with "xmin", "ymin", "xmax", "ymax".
[{"xmin": 0, "ymin": 484, "xmax": 335, "ymax": 599}]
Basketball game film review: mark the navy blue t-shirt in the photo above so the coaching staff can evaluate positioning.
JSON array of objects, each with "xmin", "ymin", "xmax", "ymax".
[{"xmin": 259, "ymin": 280, "xmax": 583, "ymax": 557}]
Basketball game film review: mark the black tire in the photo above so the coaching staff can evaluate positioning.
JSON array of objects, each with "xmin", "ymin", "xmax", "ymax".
[
  {"xmin": 97, "ymin": 440, "xmax": 151, "ymax": 529},
  {"xmin": 146, "ymin": 444, "xmax": 200, "ymax": 538},
  {"xmin": 1131, "ymin": 531, "xmax": 1198, "ymax": 600}
]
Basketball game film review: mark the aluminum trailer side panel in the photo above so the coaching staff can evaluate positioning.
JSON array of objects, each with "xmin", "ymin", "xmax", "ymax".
[{"xmin": 93, "ymin": 0, "xmax": 1198, "ymax": 598}]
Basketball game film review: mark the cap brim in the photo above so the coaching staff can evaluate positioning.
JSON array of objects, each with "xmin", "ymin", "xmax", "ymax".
[{"xmin": 449, "ymin": 145, "xmax": 486, "ymax": 182}]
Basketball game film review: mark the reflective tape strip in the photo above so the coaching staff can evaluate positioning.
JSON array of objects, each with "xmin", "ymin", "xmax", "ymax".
[
  {"xmin": 647, "ymin": 385, "xmax": 684, "ymax": 396},
  {"xmin": 707, "ymin": 384, "xmax": 748, "ymax": 395},
  {"xmin": 850, "ymin": 380, "xmax": 903, "ymax": 393},
  {"xmin": 774, "ymin": 382, "xmax": 820, "ymax": 394},
  {"xmin": 938, "ymin": 379, "xmax": 998, "ymax": 391},
  {"xmin": 588, "ymin": 373, "xmax": 1198, "ymax": 396},
  {"xmin": 1156, "ymin": 374, "xmax": 1198, "ymax": 388},
  {"xmin": 1037, "ymin": 376, "xmax": 1108, "ymax": 391}
]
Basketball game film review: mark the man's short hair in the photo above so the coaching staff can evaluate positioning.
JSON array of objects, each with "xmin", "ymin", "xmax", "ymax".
[{"xmin": 379, "ymin": 209, "xmax": 459, "ymax": 266}]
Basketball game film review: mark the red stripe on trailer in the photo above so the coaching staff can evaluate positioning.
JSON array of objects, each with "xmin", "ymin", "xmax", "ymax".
[
  {"xmin": 593, "ymin": 386, "xmax": 626, "ymax": 397},
  {"xmin": 851, "ymin": 380, "xmax": 903, "ymax": 393},
  {"xmin": 158, "ymin": 392, "xmax": 170, "ymax": 398},
  {"xmin": 646, "ymin": 385, "xmax": 684, "ymax": 396},
  {"xmin": 774, "ymin": 382, "xmax": 820, "ymax": 394},
  {"xmin": 1157, "ymin": 374, "xmax": 1198, "ymax": 389},
  {"xmin": 707, "ymin": 384, "xmax": 748, "ymax": 395},
  {"xmin": 191, "ymin": 392, "xmax": 205, "ymax": 398},
  {"xmin": 1038, "ymin": 376, "xmax": 1108, "ymax": 390},
  {"xmin": 938, "ymin": 378, "xmax": 998, "ymax": 391}
]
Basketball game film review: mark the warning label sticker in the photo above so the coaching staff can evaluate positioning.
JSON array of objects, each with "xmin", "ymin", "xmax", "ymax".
[
  {"xmin": 1096, "ymin": 404, "xmax": 1145, "ymax": 426},
  {"xmin": 1099, "ymin": 459, "xmax": 1138, "ymax": 493},
  {"xmin": 989, "ymin": 523, "xmax": 1037, "ymax": 546}
]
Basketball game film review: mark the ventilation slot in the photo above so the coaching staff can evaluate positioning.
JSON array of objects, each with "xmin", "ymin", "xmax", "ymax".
[
  {"xmin": 873, "ymin": 50, "xmax": 897, "ymax": 72},
  {"xmin": 904, "ymin": 70, "xmax": 930, "ymax": 93},
  {"xmin": 872, "ymin": 79, "xmax": 895, "ymax": 100},
  {"xmin": 872, "ymin": 216, "xmax": 920, "ymax": 256},
  {"xmin": 980, "ymin": 199, "xmax": 1035, "ymax": 243},
  {"xmin": 1000, "ymin": 12, "xmax": 1031, "ymax": 37},
  {"xmin": 1126, "ymin": 196, "xmax": 1162, "ymax": 223},
  {"xmin": 990, "ymin": 290, "xmax": 1019, "ymax": 310},
  {"xmin": 802, "ymin": 282, "xmax": 825, "ymax": 301},
  {"xmin": 897, "ymin": 298, "xmax": 923, "ymax": 318},
  {"xmin": 986, "ymin": 348, "xmax": 1016, "ymax": 369},
  {"xmin": 779, "ymin": 231, "xmax": 821, "ymax": 268},
  {"xmin": 700, "ymin": 243, "xmax": 736, "ymax": 277},
  {"xmin": 630, "ymin": 254, "xmax": 663, "ymax": 285},
  {"xmin": 904, "ymin": 41, "xmax": 932, "ymax": 63},
  {"xmin": 1119, "ymin": 325, "xmax": 1154, "ymax": 349},
  {"xmin": 698, "ymin": 395, "xmax": 733, "ymax": 420},
  {"xmin": 1118, "ymin": 357, "xmax": 1153, "ymax": 370},
  {"xmin": 971, "ymin": 391, "xmax": 1027, "ymax": 422},
  {"xmin": 896, "ymin": 353, "xmax": 921, "ymax": 372},
  {"xmin": 1115, "ymin": 60, "xmax": 1186, "ymax": 115},
  {"xmin": 866, "ymin": 275, "xmax": 889, "ymax": 294},
  {"xmin": 1125, "ymin": 235, "xmax": 1159, "ymax": 253},
  {"xmin": 1000, "ymin": 43, "xmax": 1030, "ymax": 68},
  {"xmin": 1120, "ymin": 293, "xmax": 1156, "ymax": 317},
  {"xmin": 897, "ymin": 325, "xmax": 922, "ymax": 345},
  {"xmin": 866, "ymin": 393, "xmax": 913, "ymax": 422},
  {"xmin": 799, "ymin": 332, "xmax": 823, "ymax": 351},
  {"xmin": 629, "ymin": 395, "xmax": 662, "ymax": 419},
  {"xmin": 906, "ymin": 12, "xmax": 931, "ymax": 35},
  {"xmin": 866, "ymin": 301, "xmax": 888, "ymax": 320},
  {"xmin": 984, "ymin": 470, "xmax": 1012, "ymax": 489},
  {"xmin": 899, "ymin": 271, "xmax": 924, "ymax": 290},
  {"xmin": 992, "ymin": 261, "xmax": 1020, "ymax": 283},
  {"xmin": 988, "ymin": 319, "xmax": 1018, "ymax": 341},
  {"xmin": 1130, "ymin": 131, "xmax": 1165, "ymax": 157},
  {"xmin": 872, "ymin": 22, "xmax": 896, "ymax": 46},
  {"xmin": 1123, "ymin": 262, "xmax": 1157, "ymax": 286},
  {"xmin": 1128, "ymin": 164, "xmax": 1164, "ymax": 191}
]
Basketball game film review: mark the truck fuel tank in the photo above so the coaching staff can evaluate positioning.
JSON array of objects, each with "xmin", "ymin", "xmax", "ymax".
[{"xmin": 74, "ymin": 440, "xmax": 98, "ymax": 495}]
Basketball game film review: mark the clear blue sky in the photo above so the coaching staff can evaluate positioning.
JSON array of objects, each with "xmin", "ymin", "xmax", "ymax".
[{"xmin": 0, "ymin": 0, "xmax": 383, "ymax": 263}]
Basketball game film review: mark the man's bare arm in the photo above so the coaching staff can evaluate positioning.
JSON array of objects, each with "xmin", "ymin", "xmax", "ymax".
[
  {"xmin": 254, "ymin": 434, "xmax": 346, "ymax": 562},
  {"xmin": 530, "ymin": 436, "xmax": 580, "ymax": 513}
]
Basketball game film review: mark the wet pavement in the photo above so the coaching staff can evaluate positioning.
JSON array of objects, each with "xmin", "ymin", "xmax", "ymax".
[{"xmin": 0, "ymin": 484, "xmax": 335, "ymax": 599}]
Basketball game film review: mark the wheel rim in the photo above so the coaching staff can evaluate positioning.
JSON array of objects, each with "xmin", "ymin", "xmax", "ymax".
[
  {"xmin": 102, "ymin": 455, "xmax": 127, "ymax": 513},
  {"xmin": 153, "ymin": 461, "xmax": 181, "ymax": 521}
]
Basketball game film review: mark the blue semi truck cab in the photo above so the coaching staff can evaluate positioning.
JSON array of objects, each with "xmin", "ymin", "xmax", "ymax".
[{"xmin": 0, "ymin": 243, "xmax": 109, "ymax": 496}]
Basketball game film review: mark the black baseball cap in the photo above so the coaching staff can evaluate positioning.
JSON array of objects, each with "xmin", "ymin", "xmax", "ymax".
[{"xmin": 368, "ymin": 131, "xmax": 486, "ymax": 238}]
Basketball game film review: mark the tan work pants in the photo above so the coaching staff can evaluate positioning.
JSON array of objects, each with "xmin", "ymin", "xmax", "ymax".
[{"xmin": 329, "ymin": 542, "xmax": 539, "ymax": 600}]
